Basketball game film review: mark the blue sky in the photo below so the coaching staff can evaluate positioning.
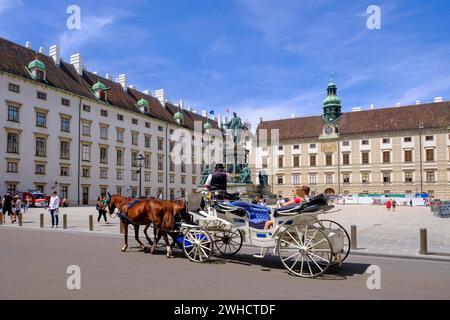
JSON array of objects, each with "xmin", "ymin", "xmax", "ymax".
[{"xmin": 1, "ymin": 0, "xmax": 449, "ymax": 128}]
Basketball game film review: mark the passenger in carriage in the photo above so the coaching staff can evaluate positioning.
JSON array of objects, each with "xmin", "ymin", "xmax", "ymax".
[{"xmin": 264, "ymin": 187, "xmax": 305, "ymax": 230}]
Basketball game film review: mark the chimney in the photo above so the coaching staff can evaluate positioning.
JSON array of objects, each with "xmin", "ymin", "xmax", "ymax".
[
  {"xmin": 179, "ymin": 100, "xmax": 184, "ymax": 109},
  {"xmin": 291, "ymin": 114, "xmax": 297, "ymax": 118},
  {"xmin": 38, "ymin": 46, "xmax": 45, "ymax": 54},
  {"xmin": 369, "ymin": 104, "xmax": 375, "ymax": 109},
  {"xmin": 129, "ymin": 85, "xmax": 136, "ymax": 90},
  {"xmin": 352, "ymin": 107, "xmax": 361, "ymax": 112},
  {"xmin": 434, "ymin": 96, "xmax": 443, "ymax": 103},
  {"xmin": 218, "ymin": 113, "xmax": 222, "ymax": 127},
  {"xmin": 70, "ymin": 53, "xmax": 84, "ymax": 76},
  {"xmin": 193, "ymin": 110, "xmax": 198, "ymax": 114},
  {"xmin": 155, "ymin": 89, "xmax": 166, "ymax": 107},
  {"xmin": 143, "ymin": 90, "xmax": 150, "ymax": 96},
  {"xmin": 92, "ymin": 71, "xmax": 98, "ymax": 75},
  {"xmin": 396, "ymin": 102, "xmax": 401, "ymax": 107},
  {"xmin": 105, "ymin": 73, "xmax": 112, "ymax": 80},
  {"xmin": 259, "ymin": 117, "xmax": 263, "ymax": 123},
  {"xmin": 416, "ymin": 100, "xmax": 421, "ymax": 105},
  {"xmin": 25, "ymin": 41, "xmax": 32, "ymax": 49},
  {"xmin": 49, "ymin": 45, "xmax": 60, "ymax": 65},
  {"xmin": 117, "ymin": 74, "xmax": 128, "ymax": 91},
  {"xmin": 202, "ymin": 110, "xmax": 207, "ymax": 117}
]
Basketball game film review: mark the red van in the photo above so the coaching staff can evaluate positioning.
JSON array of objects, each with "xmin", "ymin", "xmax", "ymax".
[{"xmin": 21, "ymin": 191, "xmax": 47, "ymax": 207}]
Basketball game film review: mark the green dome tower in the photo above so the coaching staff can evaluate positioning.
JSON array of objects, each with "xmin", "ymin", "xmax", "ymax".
[{"xmin": 323, "ymin": 76, "xmax": 342, "ymax": 123}]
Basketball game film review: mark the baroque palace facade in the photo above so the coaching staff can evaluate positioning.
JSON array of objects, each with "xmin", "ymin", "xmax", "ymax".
[
  {"xmin": 0, "ymin": 37, "xmax": 221, "ymax": 205},
  {"xmin": 252, "ymin": 80, "xmax": 450, "ymax": 199}
]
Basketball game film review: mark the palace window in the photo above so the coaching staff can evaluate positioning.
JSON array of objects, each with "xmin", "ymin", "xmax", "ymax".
[
  {"xmin": 342, "ymin": 153, "xmax": 350, "ymax": 165},
  {"xmin": 145, "ymin": 122, "xmax": 151, "ymax": 128},
  {"xmin": 293, "ymin": 156, "xmax": 300, "ymax": 167},
  {"xmin": 278, "ymin": 145, "xmax": 283, "ymax": 151},
  {"xmin": 278, "ymin": 156, "xmax": 284, "ymax": 168},
  {"xmin": 426, "ymin": 149, "xmax": 434, "ymax": 161},
  {"xmin": 60, "ymin": 186, "xmax": 68, "ymax": 199},
  {"xmin": 117, "ymin": 129, "xmax": 124, "ymax": 143},
  {"xmin": 342, "ymin": 141, "xmax": 350, "ymax": 146},
  {"xmin": 325, "ymin": 154, "xmax": 333, "ymax": 166},
  {"xmin": 8, "ymin": 83, "xmax": 20, "ymax": 93},
  {"xmin": 277, "ymin": 176, "xmax": 284, "ymax": 185},
  {"xmin": 117, "ymin": 114, "xmax": 123, "ymax": 121},
  {"xmin": 82, "ymin": 145, "xmax": 90, "ymax": 161},
  {"xmin": 426, "ymin": 171, "xmax": 435, "ymax": 183},
  {"xmin": 145, "ymin": 173, "xmax": 151, "ymax": 182},
  {"xmin": 100, "ymin": 147, "xmax": 108, "ymax": 164},
  {"xmin": 61, "ymin": 98, "xmax": 70, "ymax": 107},
  {"xmin": 361, "ymin": 173, "xmax": 369, "ymax": 183},
  {"xmin": 7, "ymin": 132, "xmax": 19, "ymax": 154},
  {"xmin": 60, "ymin": 141, "xmax": 70, "ymax": 159},
  {"xmin": 293, "ymin": 145, "xmax": 300, "ymax": 150},
  {"xmin": 37, "ymin": 91, "xmax": 47, "ymax": 100},
  {"xmin": 82, "ymin": 122, "xmax": 91, "ymax": 136},
  {"xmin": 425, "ymin": 135, "xmax": 434, "ymax": 141},
  {"xmin": 145, "ymin": 135, "xmax": 151, "ymax": 148},
  {"xmin": 8, "ymin": 106, "xmax": 19, "ymax": 122},
  {"xmin": 35, "ymin": 164, "xmax": 45, "ymax": 175},
  {"xmin": 361, "ymin": 139, "xmax": 369, "ymax": 145},
  {"xmin": 132, "ymin": 118, "xmax": 138, "ymax": 125},
  {"xmin": 60, "ymin": 166, "xmax": 69, "ymax": 177},
  {"xmin": 383, "ymin": 172, "xmax": 391, "ymax": 183},
  {"xmin": 116, "ymin": 170, "xmax": 123, "ymax": 180},
  {"xmin": 116, "ymin": 149, "xmax": 123, "ymax": 166},
  {"xmin": 361, "ymin": 152, "xmax": 369, "ymax": 164},
  {"xmin": 158, "ymin": 138, "xmax": 164, "ymax": 150},
  {"xmin": 100, "ymin": 125, "xmax": 108, "ymax": 140},
  {"xmin": 158, "ymin": 155, "xmax": 164, "ymax": 170},
  {"xmin": 404, "ymin": 137, "xmax": 412, "ymax": 142},
  {"xmin": 405, "ymin": 172, "xmax": 413, "ymax": 183},
  {"xmin": 100, "ymin": 169, "xmax": 108, "ymax": 179},
  {"xmin": 61, "ymin": 116, "xmax": 71, "ymax": 132},
  {"xmin": 6, "ymin": 161, "xmax": 18, "ymax": 173},
  {"xmin": 382, "ymin": 151, "xmax": 390, "ymax": 163},
  {"xmin": 404, "ymin": 150, "xmax": 413, "ymax": 162},
  {"xmin": 100, "ymin": 110, "xmax": 108, "ymax": 117},
  {"xmin": 83, "ymin": 104, "xmax": 91, "ymax": 112},
  {"xmin": 36, "ymin": 112, "xmax": 46, "ymax": 127},
  {"xmin": 308, "ymin": 173, "xmax": 317, "ymax": 184},
  {"xmin": 382, "ymin": 138, "xmax": 390, "ymax": 144},
  {"xmin": 131, "ymin": 152, "xmax": 138, "ymax": 167},
  {"xmin": 292, "ymin": 174, "xmax": 300, "ymax": 185},
  {"xmin": 309, "ymin": 155, "xmax": 316, "ymax": 167},
  {"xmin": 325, "ymin": 173, "xmax": 333, "ymax": 184},
  {"xmin": 145, "ymin": 154, "xmax": 151, "ymax": 169},
  {"xmin": 343, "ymin": 173, "xmax": 350, "ymax": 184},
  {"xmin": 35, "ymin": 137, "xmax": 46, "ymax": 157}
]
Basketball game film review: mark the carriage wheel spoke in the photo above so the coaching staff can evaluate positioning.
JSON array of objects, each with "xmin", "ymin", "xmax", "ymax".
[
  {"xmin": 308, "ymin": 251, "xmax": 330, "ymax": 263},
  {"xmin": 280, "ymin": 238, "xmax": 301, "ymax": 249},
  {"xmin": 199, "ymin": 246, "xmax": 209, "ymax": 259},
  {"xmin": 285, "ymin": 232, "xmax": 302, "ymax": 248},
  {"xmin": 295, "ymin": 226, "xmax": 304, "ymax": 246},
  {"xmin": 308, "ymin": 238, "xmax": 327, "ymax": 249},
  {"xmin": 300, "ymin": 255, "xmax": 305, "ymax": 275},
  {"xmin": 305, "ymin": 229, "xmax": 318, "ymax": 247},
  {"xmin": 282, "ymin": 251, "xmax": 299, "ymax": 262},
  {"xmin": 289, "ymin": 252, "xmax": 302, "ymax": 271},
  {"xmin": 307, "ymin": 253, "xmax": 324, "ymax": 272},
  {"xmin": 306, "ymin": 259, "xmax": 313, "ymax": 277}
]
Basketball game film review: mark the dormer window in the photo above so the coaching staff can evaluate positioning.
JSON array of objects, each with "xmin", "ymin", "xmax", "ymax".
[
  {"xmin": 27, "ymin": 58, "xmax": 46, "ymax": 81},
  {"xmin": 92, "ymin": 81, "xmax": 109, "ymax": 101},
  {"xmin": 137, "ymin": 97, "xmax": 149, "ymax": 113}
]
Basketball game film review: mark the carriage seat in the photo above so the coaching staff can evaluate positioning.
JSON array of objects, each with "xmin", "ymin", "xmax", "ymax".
[
  {"xmin": 273, "ymin": 203, "xmax": 321, "ymax": 217},
  {"xmin": 215, "ymin": 203, "xmax": 247, "ymax": 217},
  {"xmin": 229, "ymin": 201, "xmax": 271, "ymax": 229}
]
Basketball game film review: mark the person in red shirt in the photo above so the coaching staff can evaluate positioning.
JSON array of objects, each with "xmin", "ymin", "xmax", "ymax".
[
  {"xmin": 264, "ymin": 187, "xmax": 304, "ymax": 229},
  {"xmin": 386, "ymin": 199, "xmax": 391, "ymax": 211}
]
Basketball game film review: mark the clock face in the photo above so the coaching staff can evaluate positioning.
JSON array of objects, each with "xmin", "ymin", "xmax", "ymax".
[{"xmin": 325, "ymin": 126, "xmax": 333, "ymax": 134}]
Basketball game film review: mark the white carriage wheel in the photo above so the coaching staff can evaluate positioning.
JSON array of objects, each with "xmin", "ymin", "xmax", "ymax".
[
  {"xmin": 182, "ymin": 228, "xmax": 213, "ymax": 263},
  {"xmin": 314, "ymin": 219, "xmax": 351, "ymax": 265},
  {"xmin": 277, "ymin": 224, "xmax": 332, "ymax": 278},
  {"xmin": 214, "ymin": 227, "xmax": 243, "ymax": 256}
]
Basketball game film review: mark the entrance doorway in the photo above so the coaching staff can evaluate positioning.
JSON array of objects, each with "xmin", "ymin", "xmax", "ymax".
[
  {"xmin": 82, "ymin": 186, "xmax": 89, "ymax": 205},
  {"xmin": 324, "ymin": 188, "xmax": 335, "ymax": 195}
]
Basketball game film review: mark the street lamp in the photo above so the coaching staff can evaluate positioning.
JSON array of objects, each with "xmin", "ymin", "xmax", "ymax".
[{"xmin": 136, "ymin": 153, "xmax": 145, "ymax": 198}]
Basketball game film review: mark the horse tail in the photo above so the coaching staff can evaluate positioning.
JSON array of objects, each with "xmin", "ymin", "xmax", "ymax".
[{"xmin": 162, "ymin": 203, "xmax": 175, "ymax": 231}]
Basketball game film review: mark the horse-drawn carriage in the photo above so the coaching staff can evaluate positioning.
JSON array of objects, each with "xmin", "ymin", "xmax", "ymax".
[
  {"xmin": 182, "ymin": 191, "xmax": 351, "ymax": 278},
  {"xmin": 107, "ymin": 191, "xmax": 350, "ymax": 278}
]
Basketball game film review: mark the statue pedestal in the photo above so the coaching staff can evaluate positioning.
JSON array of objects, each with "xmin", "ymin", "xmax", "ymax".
[{"xmin": 228, "ymin": 183, "xmax": 277, "ymax": 204}]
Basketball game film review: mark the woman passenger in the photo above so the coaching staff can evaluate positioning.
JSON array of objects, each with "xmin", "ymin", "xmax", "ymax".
[{"xmin": 264, "ymin": 187, "xmax": 304, "ymax": 230}]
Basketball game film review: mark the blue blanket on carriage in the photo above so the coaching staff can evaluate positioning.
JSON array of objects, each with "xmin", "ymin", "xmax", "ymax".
[{"xmin": 229, "ymin": 201, "xmax": 271, "ymax": 229}]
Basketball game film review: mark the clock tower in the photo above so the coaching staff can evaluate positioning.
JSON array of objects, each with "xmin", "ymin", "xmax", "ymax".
[{"xmin": 319, "ymin": 76, "xmax": 341, "ymax": 140}]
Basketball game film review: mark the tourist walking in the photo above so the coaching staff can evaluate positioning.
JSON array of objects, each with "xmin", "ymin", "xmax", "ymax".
[
  {"xmin": 48, "ymin": 191, "xmax": 60, "ymax": 228},
  {"xmin": 386, "ymin": 199, "xmax": 391, "ymax": 211},
  {"xmin": 24, "ymin": 195, "xmax": 30, "ymax": 213},
  {"xmin": 2, "ymin": 192, "xmax": 14, "ymax": 223},
  {"xmin": 14, "ymin": 195, "xmax": 22, "ymax": 219},
  {"xmin": 409, "ymin": 199, "xmax": 413, "ymax": 207},
  {"xmin": 96, "ymin": 196, "xmax": 108, "ymax": 223},
  {"xmin": 392, "ymin": 199, "xmax": 397, "ymax": 212}
]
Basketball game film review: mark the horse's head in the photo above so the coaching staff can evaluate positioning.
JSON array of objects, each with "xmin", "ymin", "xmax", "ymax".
[
  {"xmin": 173, "ymin": 198, "xmax": 191, "ymax": 223},
  {"xmin": 107, "ymin": 195, "xmax": 124, "ymax": 215}
]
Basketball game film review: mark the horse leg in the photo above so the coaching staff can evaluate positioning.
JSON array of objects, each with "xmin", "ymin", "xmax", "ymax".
[
  {"xmin": 143, "ymin": 224, "xmax": 154, "ymax": 246},
  {"xmin": 134, "ymin": 224, "xmax": 145, "ymax": 250},
  {"xmin": 163, "ymin": 232, "xmax": 174, "ymax": 258},
  {"xmin": 151, "ymin": 228, "xmax": 162, "ymax": 254},
  {"xmin": 121, "ymin": 221, "xmax": 128, "ymax": 252}
]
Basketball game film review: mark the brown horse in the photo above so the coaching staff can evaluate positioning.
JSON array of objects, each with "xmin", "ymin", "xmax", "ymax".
[
  {"xmin": 116, "ymin": 199, "xmax": 172, "ymax": 257},
  {"xmin": 151, "ymin": 199, "xmax": 190, "ymax": 255},
  {"xmin": 106, "ymin": 194, "xmax": 155, "ymax": 251}
]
